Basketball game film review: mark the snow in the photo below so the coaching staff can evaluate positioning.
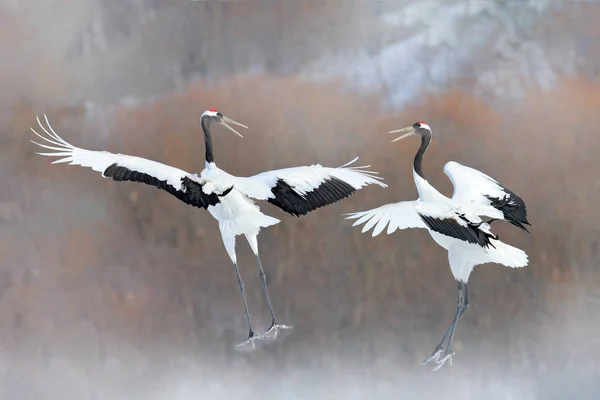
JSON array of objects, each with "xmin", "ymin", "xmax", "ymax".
[{"xmin": 300, "ymin": 1, "xmax": 570, "ymax": 108}]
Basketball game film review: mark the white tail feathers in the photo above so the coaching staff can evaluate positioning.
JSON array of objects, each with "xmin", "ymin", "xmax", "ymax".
[
  {"xmin": 449, "ymin": 239, "xmax": 528, "ymax": 282},
  {"xmin": 487, "ymin": 240, "xmax": 529, "ymax": 269}
]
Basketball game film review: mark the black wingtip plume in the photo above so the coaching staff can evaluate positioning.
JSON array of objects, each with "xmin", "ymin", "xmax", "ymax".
[{"xmin": 485, "ymin": 188, "xmax": 530, "ymax": 234}]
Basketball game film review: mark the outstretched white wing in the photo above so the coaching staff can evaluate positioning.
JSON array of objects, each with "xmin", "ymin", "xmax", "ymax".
[
  {"xmin": 233, "ymin": 158, "xmax": 388, "ymax": 216},
  {"xmin": 443, "ymin": 161, "xmax": 530, "ymax": 231},
  {"xmin": 346, "ymin": 201, "xmax": 427, "ymax": 236},
  {"xmin": 346, "ymin": 200, "xmax": 498, "ymax": 248},
  {"xmin": 30, "ymin": 115, "xmax": 224, "ymax": 209}
]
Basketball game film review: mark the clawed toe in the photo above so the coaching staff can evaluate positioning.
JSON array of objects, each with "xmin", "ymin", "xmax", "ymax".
[
  {"xmin": 257, "ymin": 322, "xmax": 293, "ymax": 340},
  {"xmin": 422, "ymin": 343, "xmax": 455, "ymax": 371},
  {"xmin": 432, "ymin": 353, "xmax": 454, "ymax": 372},
  {"xmin": 235, "ymin": 333, "xmax": 259, "ymax": 350},
  {"xmin": 422, "ymin": 347, "xmax": 444, "ymax": 364}
]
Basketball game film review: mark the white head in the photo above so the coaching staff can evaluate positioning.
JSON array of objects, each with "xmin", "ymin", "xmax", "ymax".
[
  {"xmin": 389, "ymin": 120, "xmax": 432, "ymax": 142},
  {"xmin": 200, "ymin": 108, "xmax": 248, "ymax": 138}
]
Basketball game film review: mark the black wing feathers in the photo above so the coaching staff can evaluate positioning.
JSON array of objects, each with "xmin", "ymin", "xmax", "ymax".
[
  {"xmin": 485, "ymin": 184, "xmax": 530, "ymax": 232},
  {"xmin": 418, "ymin": 213, "xmax": 498, "ymax": 249},
  {"xmin": 267, "ymin": 177, "xmax": 356, "ymax": 217},
  {"xmin": 103, "ymin": 163, "xmax": 221, "ymax": 209}
]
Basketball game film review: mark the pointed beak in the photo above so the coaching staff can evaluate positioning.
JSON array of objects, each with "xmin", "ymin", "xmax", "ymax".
[
  {"xmin": 220, "ymin": 116, "xmax": 248, "ymax": 138},
  {"xmin": 389, "ymin": 126, "xmax": 416, "ymax": 143}
]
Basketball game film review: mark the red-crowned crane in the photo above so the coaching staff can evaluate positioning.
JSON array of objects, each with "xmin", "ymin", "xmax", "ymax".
[
  {"xmin": 345, "ymin": 121, "xmax": 530, "ymax": 370},
  {"xmin": 30, "ymin": 109, "xmax": 387, "ymax": 349}
]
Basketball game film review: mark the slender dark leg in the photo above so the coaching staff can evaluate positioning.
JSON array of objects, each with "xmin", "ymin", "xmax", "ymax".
[
  {"xmin": 256, "ymin": 255, "xmax": 276, "ymax": 324},
  {"xmin": 422, "ymin": 282, "xmax": 462, "ymax": 362},
  {"xmin": 423, "ymin": 280, "xmax": 469, "ymax": 370},
  {"xmin": 459, "ymin": 282, "xmax": 470, "ymax": 318},
  {"xmin": 441, "ymin": 282, "xmax": 469, "ymax": 364},
  {"xmin": 232, "ymin": 262, "xmax": 257, "ymax": 348},
  {"xmin": 255, "ymin": 254, "xmax": 292, "ymax": 340},
  {"xmin": 221, "ymin": 233, "xmax": 259, "ymax": 349}
]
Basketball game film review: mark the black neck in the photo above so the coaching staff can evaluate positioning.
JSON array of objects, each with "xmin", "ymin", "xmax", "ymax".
[
  {"xmin": 414, "ymin": 130, "xmax": 431, "ymax": 179},
  {"xmin": 201, "ymin": 117, "xmax": 214, "ymax": 164}
]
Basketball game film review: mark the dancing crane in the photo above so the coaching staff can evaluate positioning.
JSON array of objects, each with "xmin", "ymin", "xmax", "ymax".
[
  {"xmin": 345, "ymin": 121, "xmax": 530, "ymax": 370},
  {"xmin": 31, "ymin": 109, "xmax": 387, "ymax": 348}
]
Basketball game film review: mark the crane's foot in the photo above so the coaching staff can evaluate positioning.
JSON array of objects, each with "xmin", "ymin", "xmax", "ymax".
[
  {"xmin": 422, "ymin": 345, "xmax": 455, "ymax": 371},
  {"xmin": 432, "ymin": 352, "xmax": 454, "ymax": 372},
  {"xmin": 422, "ymin": 346, "xmax": 444, "ymax": 365},
  {"xmin": 257, "ymin": 322, "xmax": 293, "ymax": 340},
  {"xmin": 234, "ymin": 332, "xmax": 259, "ymax": 351}
]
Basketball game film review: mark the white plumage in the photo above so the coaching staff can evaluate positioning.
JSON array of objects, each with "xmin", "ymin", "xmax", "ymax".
[
  {"xmin": 348, "ymin": 198, "xmax": 528, "ymax": 281},
  {"xmin": 444, "ymin": 161, "xmax": 515, "ymax": 218},
  {"xmin": 201, "ymin": 157, "xmax": 384, "ymax": 201},
  {"xmin": 31, "ymin": 110, "xmax": 387, "ymax": 349},
  {"xmin": 346, "ymin": 121, "xmax": 530, "ymax": 371},
  {"xmin": 32, "ymin": 119, "xmax": 190, "ymax": 190}
]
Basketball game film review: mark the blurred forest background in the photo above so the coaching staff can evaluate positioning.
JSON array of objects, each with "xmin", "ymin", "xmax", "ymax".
[{"xmin": 1, "ymin": 1, "xmax": 600, "ymax": 399}]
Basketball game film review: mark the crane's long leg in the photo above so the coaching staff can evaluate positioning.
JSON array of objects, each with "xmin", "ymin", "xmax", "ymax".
[
  {"xmin": 221, "ymin": 233, "xmax": 257, "ymax": 349},
  {"xmin": 425, "ymin": 282, "xmax": 470, "ymax": 354},
  {"xmin": 245, "ymin": 233, "xmax": 293, "ymax": 340},
  {"xmin": 437, "ymin": 282, "xmax": 469, "ymax": 369},
  {"xmin": 422, "ymin": 282, "xmax": 462, "ymax": 363},
  {"xmin": 423, "ymin": 280, "xmax": 469, "ymax": 371},
  {"xmin": 233, "ymin": 261, "xmax": 256, "ymax": 346},
  {"xmin": 256, "ymin": 254, "xmax": 277, "ymax": 323}
]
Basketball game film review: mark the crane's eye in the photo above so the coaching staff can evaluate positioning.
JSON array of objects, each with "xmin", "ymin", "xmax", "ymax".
[{"xmin": 217, "ymin": 112, "xmax": 223, "ymax": 118}]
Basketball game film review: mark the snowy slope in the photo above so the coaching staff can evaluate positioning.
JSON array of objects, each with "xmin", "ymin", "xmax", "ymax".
[{"xmin": 301, "ymin": 1, "xmax": 572, "ymax": 107}]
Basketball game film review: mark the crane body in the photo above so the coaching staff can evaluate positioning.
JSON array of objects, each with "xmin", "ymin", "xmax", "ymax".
[
  {"xmin": 31, "ymin": 110, "xmax": 387, "ymax": 349},
  {"xmin": 347, "ymin": 121, "xmax": 529, "ymax": 370}
]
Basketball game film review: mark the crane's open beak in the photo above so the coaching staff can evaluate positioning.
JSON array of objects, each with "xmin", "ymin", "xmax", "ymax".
[
  {"xmin": 389, "ymin": 126, "xmax": 415, "ymax": 142},
  {"xmin": 220, "ymin": 116, "xmax": 248, "ymax": 138}
]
